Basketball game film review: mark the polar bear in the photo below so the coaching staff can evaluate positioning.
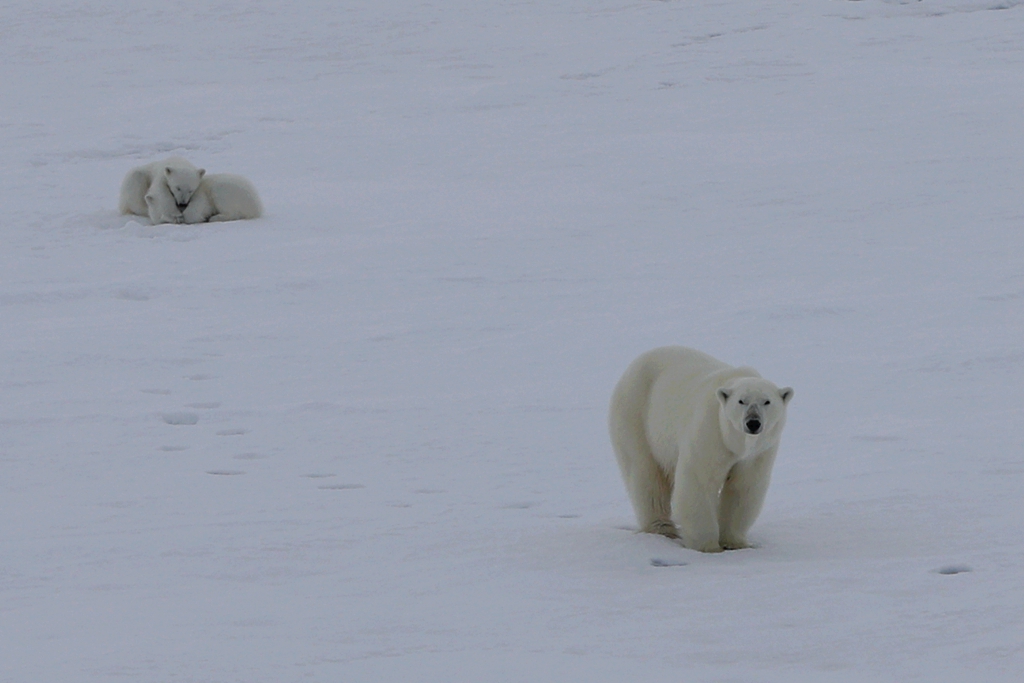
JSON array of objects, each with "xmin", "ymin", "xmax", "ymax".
[
  {"xmin": 119, "ymin": 156, "xmax": 205, "ymax": 224},
  {"xmin": 609, "ymin": 346, "xmax": 793, "ymax": 552},
  {"xmin": 181, "ymin": 173, "xmax": 262, "ymax": 223}
]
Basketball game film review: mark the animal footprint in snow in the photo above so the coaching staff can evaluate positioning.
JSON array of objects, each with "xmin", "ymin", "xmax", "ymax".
[
  {"xmin": 501, "ymin": 502, "xmax": 536, "ymax": 510},
  {"xmin": 233, "ymin": 452, "xmax": 267, "ymax": 460},
  {"xmin": 650, "ymin": 558, "xmax": 689, "ymax": 567},
  {"xmin": 163, "ymin": 412, "xmax": 199, "ymax": 425},
  {"xmin": 114, "ymin": 287, "xmax": 156, "ymax": 301},
  {"xmin": 318, "ymin": 483, "xmax": 364, "ymax": 490},
  {"xmin": 206, "ymin": 470, "xmax": 245, "ymax": 476}
]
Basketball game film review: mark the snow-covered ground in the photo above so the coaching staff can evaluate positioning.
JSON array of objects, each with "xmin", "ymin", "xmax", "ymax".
[{"xmin": 3, "ymin": 0, "xmax": 1024, "ymax": 680}]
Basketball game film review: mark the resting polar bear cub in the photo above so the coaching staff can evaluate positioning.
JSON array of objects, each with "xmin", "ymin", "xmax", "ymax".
[
  {"xmin": 609, "ymin": 346, "xmax": 793, "ymax": 552},
  {"xmin": 119, "ymin": 156, "xmax": 205, "ymax": 224},
  {"xmin": 182, "ymin": 173, "xmax": 262, "ymax": 223}
]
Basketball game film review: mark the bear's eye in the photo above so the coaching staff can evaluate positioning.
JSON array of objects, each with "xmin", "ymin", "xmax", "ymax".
[
  {"xmin": 764, "ymin": 400, "xmax": 771, "ymax": 405},
  {"xmin": 738, "ymin": 400, "xmax": 745, "ymax": 406}
]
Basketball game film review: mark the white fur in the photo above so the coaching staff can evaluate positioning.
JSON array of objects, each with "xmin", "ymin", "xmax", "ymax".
[
  {"xmin": 609, "ymin": 346, "xmax": 793, "ymax": 552},
  {"xmin": 182, "ymin": 173, "xmax": 262, "ymax": 224},
  {"xmin": 143, "ymin": 183, "xmax": 182, "ymax": 225},
  {"xmin": 119, "ymin": 156, "xmax": 205, "ymax": 224}
]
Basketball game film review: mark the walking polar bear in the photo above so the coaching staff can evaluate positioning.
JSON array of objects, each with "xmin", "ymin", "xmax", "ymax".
[
  {"xmin": 609, "ymin": 346, "xmax": 793, "ymax": 553},
  {"xmin": 119, "ymin": 156, "xmax": 205, "ymax": 225}
]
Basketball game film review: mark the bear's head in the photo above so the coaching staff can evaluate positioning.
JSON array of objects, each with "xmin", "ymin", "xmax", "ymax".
[
  {"xmin": 164, "ymin": 165, "xmax": 205, "ymax": 209},
  {"xmin": 716, "ymin": 378, "xmax": 793, "ymax": 441}
]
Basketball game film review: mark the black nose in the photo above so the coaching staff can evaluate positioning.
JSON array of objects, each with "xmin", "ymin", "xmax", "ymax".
[
  {"xmin": 745, "ymin": 419, "xmax": 762, "ymax": 434},
  {"xmin": 177, "ymin": 202, "xmax": 188, "ymax": 210}
]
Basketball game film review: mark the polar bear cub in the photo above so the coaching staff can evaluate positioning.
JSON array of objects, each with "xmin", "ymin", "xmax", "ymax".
[
  {"xmin": 609, "ymin": 346, "xmax": 793, "ymax": 553},
  {"xmin": 182, "ymin": 173, "xmax": 262, "ymax": 223},
  {"xmin": 119, "ymin": 156, "xmax": 206, "ymax": 224}
]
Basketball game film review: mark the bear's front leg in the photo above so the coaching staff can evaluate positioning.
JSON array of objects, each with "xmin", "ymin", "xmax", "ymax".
[
  {"xmin": 145, "ymin": 193, "xmax": 183, "ymax": 224},
  {"xmin": 181, "ymin": 200, "xmax": 212, "ymax": 225},
  {"xmin": 671, "ymin": 461, "xmax": 724, "ymax": 553},
  {"xmin": 718, "ymin": 448, "xmax": 778, "ymax": 550},
  {"xmin": 152, "ymin": 209, "xmax": 184, "ymax": 224}
]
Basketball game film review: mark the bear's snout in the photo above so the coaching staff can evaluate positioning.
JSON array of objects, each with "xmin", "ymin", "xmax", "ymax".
[
  {"xmin": 744, "ymin": 417, "xmax": 762, "ymax": 435},
  {"xmin": 176, "ymin": 202, "xmax": 188, "ymax": 211}
]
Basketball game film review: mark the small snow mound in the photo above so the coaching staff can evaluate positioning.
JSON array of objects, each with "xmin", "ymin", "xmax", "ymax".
[
  {"xmin": 62, "ymin": 210, "xmax": 124, "ymax": 231},
  {"xmin": 935, "ymin": 565, "xmax": 972, "ymax": 575},
  {"xmin": 123, "ymin": 222, "xmax": 202, "ymax": 242}
]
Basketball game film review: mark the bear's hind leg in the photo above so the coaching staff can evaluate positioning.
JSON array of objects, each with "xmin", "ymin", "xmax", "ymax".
[
  {"xmin": 609, "ymin": 413, "xmax": 674, "ymax": 537},
  {"xmin": 119, "ymin": 168, "xmax": 151, "ymax": 216},
  {"xmin": 622, "ymin": 449, "xmax": 675, "ymax": 537},
  {"xmin": 634, "ymin": 466, "xmax": 676, "ymax": 538},
  {"xmin": 609, "ymin": 357, "xmax": 679, "ymax": 538}
]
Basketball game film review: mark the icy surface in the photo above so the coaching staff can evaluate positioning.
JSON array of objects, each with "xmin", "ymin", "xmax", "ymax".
[{"xmin": 3, "ymin": 1, "xmax": 1024, "ymax": 681}]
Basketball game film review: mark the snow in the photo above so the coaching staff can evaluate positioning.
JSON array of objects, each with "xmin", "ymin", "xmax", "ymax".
[{"xmin": 3, "ymin": 0, "xmax": 1024, "ymax": 680}]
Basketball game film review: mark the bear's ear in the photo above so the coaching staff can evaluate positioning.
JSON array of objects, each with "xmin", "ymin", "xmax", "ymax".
[
  {"xmin": 779, "ymin": 387, "xmax": 794, "ymax": 404},
  {"xmin": 198, "ymin": 168, "xmax": 205, "ymax": 178},
  {"xmin": 716, "ymin": 388, "xmax": 731, "ymax": 406}
]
